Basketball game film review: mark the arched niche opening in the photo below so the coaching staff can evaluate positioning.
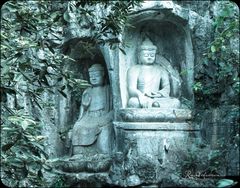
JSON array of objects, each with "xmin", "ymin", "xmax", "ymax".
[
  {"xmin": 60, "ymin": 37, "xmax": 111, "ymax": 138},
  {"xmin": 63, "ymin": 38, "xmax": 110, "ymax": 85},
  {"xmin": 119, "ymin": 12, "xmax": 194, "ymax": 108}
]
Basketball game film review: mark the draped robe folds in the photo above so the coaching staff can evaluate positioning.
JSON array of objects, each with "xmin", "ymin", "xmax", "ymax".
[
  {"xmin": 137, "ymin": 65, "xmax": 170, "ymax": 97},
  {"xmin": 72, "ymin": 85, "xmax": 112, "ymax": 146},
  {"xmin": 127, "ymin": 65, "xmax": 180, "ymax": 108}
]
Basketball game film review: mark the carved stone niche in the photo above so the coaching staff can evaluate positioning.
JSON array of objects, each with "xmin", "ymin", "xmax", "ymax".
[
  {"xmin": 60, "ymin": 37, "xmax": 113, "ymax": 133},
  {"xmin": 119, "ymin": 17, "xmax": 194, "ymax": 109},
  {"xmin": 54, "ymin": 38, "xmax": 114, "ymax": 179},
  {"xmin": 113, "ymin": 8, "xmax": 200, "ymax": 184},
  {"xmin": 116, "ymin": 8, "xmax": 195, "ymax": 120}
]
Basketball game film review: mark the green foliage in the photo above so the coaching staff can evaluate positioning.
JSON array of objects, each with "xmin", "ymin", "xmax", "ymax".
[
  {"xmin": 1, "ymin": 1, "xmax": 72, "ymax": 102},
  {"xmin": 194, "ymin": 1, "xmax": 239, "ymax": 107},
  {"xmin": 1, "ymin": 1, "xmax": 142, "ymax": 187},
  {"xmin": 50, "ymin": 175, "xmax": 69, "ymax": 188},
  {"xmin": 207, "ymin": 148, "xmax": 225, "ymax": 173},
  {"xmin": 1, "ymin": 0, "xmax": 142, "ymax": 104},
  {"xmin": 1, "ymin": 108, "xmax": 48, "ymax": 187},
  {"xmin": 63, "ymin": 0, "xmax": 142, "ymax": 49}
]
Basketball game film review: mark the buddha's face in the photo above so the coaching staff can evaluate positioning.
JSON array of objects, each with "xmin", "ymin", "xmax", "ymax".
[
  {"xmin": 139, "ymin": 50, "xmax": 156, "ymax": 65},
  {"xmin": 89, "ymin": 70, "xmax": 104, "ymax": 86}
]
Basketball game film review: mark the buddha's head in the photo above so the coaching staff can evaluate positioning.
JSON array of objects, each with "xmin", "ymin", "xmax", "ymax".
[
  {"xmin": 88, "ymin": 64, "xmax": 105, "ymax": 86},
  {"xmin": 138, "ymin": 38, "xmax": 157, "ymax": 65}
]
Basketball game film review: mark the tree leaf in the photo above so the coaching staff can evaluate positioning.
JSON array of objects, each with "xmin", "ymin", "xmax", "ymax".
[
  {"xmin": 21, "ymin": 120, "xmax": 29, "ymax": 130},
  {"xmin": 119, "ymin": 47, "xmax": 126, "ymax": 55},
  {"xmin": 58, "ymin": 89, "xmax": 67, "ymax": 98},
  {"xmin": 63, "ymin": 11, "xmax": 71, "ymax": 22},
  {"xmin": 2, "ymin": 142, "xmax": 15, "ymax": 152},
  {"xmin": 8, "ymin": 116, "xmax": 23, "ymax": 124},
  {"xmin": 21, "ymin": 118, "xmax": 36, "ymax": 130},
  {"xmin": 211, "ymin": 45, "xmax": 216, "ymax": 53}
]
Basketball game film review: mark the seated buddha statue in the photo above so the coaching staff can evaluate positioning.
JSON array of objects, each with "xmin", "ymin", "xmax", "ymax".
[{"xmin": 127, "ymin": 38, "xmax": 180, "ymax": 108}]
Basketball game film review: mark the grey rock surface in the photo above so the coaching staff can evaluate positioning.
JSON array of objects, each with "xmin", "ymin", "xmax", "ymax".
[{"xmin": 32, "ymin": 1, "xmax": 239, "ymax": 187}]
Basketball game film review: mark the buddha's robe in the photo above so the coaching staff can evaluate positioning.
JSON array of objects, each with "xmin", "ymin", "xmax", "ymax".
[
  {"xmin": 72, "ymin": 85, "xmax": 113, "ymax": 155},
  {"xmin": 127, "ymin": 65, "xmax": 180, "ymax": 108}
]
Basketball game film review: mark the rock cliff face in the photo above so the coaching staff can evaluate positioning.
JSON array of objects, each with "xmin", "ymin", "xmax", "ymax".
[{"xmin": 18, "ymin": 1, "xmax": 237, "ymax": 187}]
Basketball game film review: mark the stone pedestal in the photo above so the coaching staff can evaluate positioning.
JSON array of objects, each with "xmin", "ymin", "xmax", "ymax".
[
  {"xmin": 114, "ymin": 121, "xmax": 200, "ymax": 156},
  {"xmin": 114, "ymin": 121, "xmax": 200, "ymax": 161},
  {"xmin": 111, "ymin": 108, "xmax": 200, "ymax": 186},
  {"xmin": 116, "ymin": 108, "xmax": 192, "ymax": 122}
]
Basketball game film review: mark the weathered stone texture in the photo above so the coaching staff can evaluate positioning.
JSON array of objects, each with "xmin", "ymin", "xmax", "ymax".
[
  {"xmin": 38, "ymin": 1, "xmax": 239, "ymax": 187},
  {"xmin": 200, "ymin": 106, "xmax": 239, "ymax": 176}
]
